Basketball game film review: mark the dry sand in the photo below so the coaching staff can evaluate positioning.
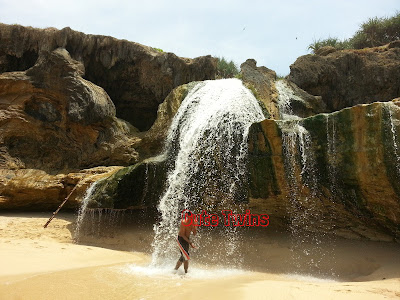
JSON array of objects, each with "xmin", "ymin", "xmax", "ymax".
[{"xmin": 0, "ymin": 212, "xmax": 399, "ymax": 300}]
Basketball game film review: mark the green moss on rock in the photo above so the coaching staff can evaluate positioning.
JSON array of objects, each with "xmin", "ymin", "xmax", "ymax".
[{"xmin": 89, "ymin": 158, "xmax": 168, "ymax": 209}]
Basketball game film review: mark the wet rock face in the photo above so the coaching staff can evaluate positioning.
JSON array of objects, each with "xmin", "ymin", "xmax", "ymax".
[
  {"xmin": 248, "ymin": 101, "xmax": 400, "ymax": 240},
  {"xmin": 240, "ymin": 59, "xmax": 326, "ymax": 119},
  {"xmin": 0, "ymin": 23, "xmax": 217, "ymax": 130},
  {"xmin": 288, "ymin": 44, "xmax": 400, "ymax": 112},
  {"xmin": 0, "ymin": 48, "xmax": 140, "ymax": 173}
]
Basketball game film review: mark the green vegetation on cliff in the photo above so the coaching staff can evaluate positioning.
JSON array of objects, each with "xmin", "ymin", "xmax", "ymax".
[
  {"xmin": 215, "ymin": 57, "xmax": 239, "ymax": 78},
  {"xmin": 309, "ymin": 11, "xmax": 400, "ymax": 53}
]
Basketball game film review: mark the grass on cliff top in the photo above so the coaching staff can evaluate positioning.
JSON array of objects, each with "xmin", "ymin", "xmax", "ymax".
[
  {"xmin": 152, "ymin": 47, "xmax": 164, "ymax": 53},
  {"xmin": 309, "ymin": 11, "xmax": 400, "ymax": 53}
]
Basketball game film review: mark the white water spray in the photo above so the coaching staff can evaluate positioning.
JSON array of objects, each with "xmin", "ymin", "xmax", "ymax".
[
  {"xmin": 276, "ymin": 80, "xmax": 327, "ymax": 274},
  {"xmin": 151, "ymin": 79, "xmax": 265, "ymax": 265},
  {"xmin": 74, "ymin": 181, "xmax": 99, "ymax": 241},
  {"xmin": 275, "ymin": 80, "xmax": 295, "ymax": 118},
  {"xmin": 326, "ymin": 113, "xmax": 339, "ymax": 196},
  {"xmin": 387, "ymin": 102, "xmax": 400, "ymax": 177}
]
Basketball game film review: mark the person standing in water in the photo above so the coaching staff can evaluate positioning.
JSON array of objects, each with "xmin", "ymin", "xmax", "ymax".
[{"xmin": 175, "ymin": 210, "xmax": 197, "ymax": 274}]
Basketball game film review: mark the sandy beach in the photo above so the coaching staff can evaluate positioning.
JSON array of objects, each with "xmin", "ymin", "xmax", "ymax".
[{"xmin": 0, "ymin": 212, "xmax": 399, "ymax": 300}]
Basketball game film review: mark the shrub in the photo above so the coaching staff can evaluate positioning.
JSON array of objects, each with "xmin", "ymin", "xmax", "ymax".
[
  {"xmin": 308, "ymin": 37, "xmax": 352, "ymax": 53},
  {"xmin": 308, "ymin": 11, "xmax": 400, "ymax": 53},
  {"xmin": 216, "ymin": 57, "xmax": 239, "ymax": 78},
  {"xmin": 152, "ymin": 47, "xmax": 164, "ymax": 53},
  {"xmin": 350, "ymin": 13, "xmax": 400, "ymax": 48}
]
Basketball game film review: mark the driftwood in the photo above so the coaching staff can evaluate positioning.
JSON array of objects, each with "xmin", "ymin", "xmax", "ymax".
[{"xmin": 43, "ymin": 182, "xmax": 80, "ymax": 228}]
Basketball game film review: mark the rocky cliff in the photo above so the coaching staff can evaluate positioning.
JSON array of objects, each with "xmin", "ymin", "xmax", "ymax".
[
  {"xmin": 288, "ymin": 42, "xmax": 400, "ymax": 112},
  {"xmin": 0, "ymin": 23, "xmax": 217, "ymax": 131},
  {"xmin": 1, "ymin": 23, "xmax": 399, "ymax": 241},
  {"xmin": 0, "ymin": 23, "xmax": 217, "ymax": 210},
  {"xmin": 248, "ymin": 100, "xmax": 400, "ymax": 240},
  {"xmin": 247, "ymin": 44, "xmax": 400, "ymax": 240},
  {"xmin": 0, "ymin": 48, "xmax": 140, "ymax": 172},
  {"xmin": 86, "ymin": 46, "xmax": 400, "ymax": 241}
]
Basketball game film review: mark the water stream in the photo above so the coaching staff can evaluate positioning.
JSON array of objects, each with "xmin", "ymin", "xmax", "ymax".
[
  {"xmin": 74, "ymin": 181, "xmax": 99, "ymax": 241},
  {"xmin": 326, "ymin": 113, "xmax": 339, "ymax": 198},
  {"xmin": 151, "ymin": 78, "xmax": 265, "ymax": 266},
  {"xmin": 387, "ymin": 102, "xmax": 400, "ymax": 177},
  {"xmin": 276, "ymin": 80, "xmax": 329, "ymax": 275}
]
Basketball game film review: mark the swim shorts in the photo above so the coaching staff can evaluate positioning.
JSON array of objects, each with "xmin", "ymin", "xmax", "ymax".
[{"xmin": 177, "ymin": 236, "xmax": 190, "ymax": 262}]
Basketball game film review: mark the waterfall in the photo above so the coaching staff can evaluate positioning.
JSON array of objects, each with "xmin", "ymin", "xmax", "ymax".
[
  {"xmin": 387, "ymin": 102, "xmax": 400, "ymax": 177},
  {"xmin": 276, "ymin": 80, "xmax": 319, "ymax": 195},
  {"xmin": 276, "ymin": 80, "xmax": 327, "ymax": 274},
  {"xmin": 74, "ymin": 181, "xmax": 99, "ymax": 241},
  {"xmin": 75, "ymin": 179, "xmax": 126, "ymax": 241},
  {"xmin": 275, "ymin": 80, "xmax": 294, "ymax": 118},
  {"xmin": 151, "ymin": 78, "xmax": 265, "ymax": 266},
  {"xmin": 326, "ymin": 114, "xmax": 338, "ymax": 196}
]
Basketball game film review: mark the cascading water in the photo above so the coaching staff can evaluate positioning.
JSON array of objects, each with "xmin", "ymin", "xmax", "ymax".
[
  {"xmin": 326, "ymin": 113, "xmax": 339, "ymax": 197},
  {"xmin": 75, "ymin": 178, "xmax": 127, "ymax": 241},
  {"xmin": 276, "ymin": 80, "xmax": 319, "ymax": 204},
  {"xmin": 276, "ymin": 80, "xmax": 295, "ymax": 118},
  {"xmin": 387, "ymin": 102, "xmax": 400, "ymax": 177},
  {"xmin": 74, "ymin": 181, "xmax": 99, "ymax": 241},
  {"xmin": 151, "ymin": 78, "xmax": 265, "ymax": 266},
  {"xmin": 276, "ymin": 80, "xmax": 328, "ymax": 275}
]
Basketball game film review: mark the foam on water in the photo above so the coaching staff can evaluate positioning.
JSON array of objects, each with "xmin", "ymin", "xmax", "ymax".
[
  {"xmin": 121, "ymin": 263, "xmax": 245, "ymax": 280},
  {"xmin": 285, "ymin": 273, "xmax": 338, "ymax": 283}
]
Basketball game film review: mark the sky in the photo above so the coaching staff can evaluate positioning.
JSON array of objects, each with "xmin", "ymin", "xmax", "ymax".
[{"xmin": 0, "ymin": 0, "xmax": 398, "ymax": 75}]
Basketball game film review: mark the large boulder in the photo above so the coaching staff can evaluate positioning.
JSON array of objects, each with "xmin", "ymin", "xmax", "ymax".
[
  {"xmin": 0, "ymin": 48, "xmax": 140, "ymax": 173},
  {"xmin": 240, "ymin": 59, "xmax": 277, "ymax": 118},
  {"xmin": 0, "ymin": 23, "xmax": 217, "ymax": 130},
  {"xmin": 288, "ymin": 43, "xmax": 400, "ymax": 112},
  {"xmin": 0, "ymin": 167, "xmax": 122, "ymax": 210},
  {"xmin": 240, "ymin": 59, "xmax": 326, "ymax": 119},
  {"xmin": 138, "ymin": 81, "xmax": 199, "ymax": 158}
]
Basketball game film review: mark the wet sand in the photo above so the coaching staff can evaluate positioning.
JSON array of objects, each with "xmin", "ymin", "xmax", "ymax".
[{"xmin": 0, "ymin": 212, "xmax": 399, "ymax": 300}]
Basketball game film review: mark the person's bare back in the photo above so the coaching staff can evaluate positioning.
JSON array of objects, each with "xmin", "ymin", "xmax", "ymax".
[{"xmin": 178, "ymin": 217, "xmax": 196, "ymax": 243}]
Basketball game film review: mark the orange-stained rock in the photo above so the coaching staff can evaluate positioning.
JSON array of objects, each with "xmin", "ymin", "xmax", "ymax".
[
  {"xmin": 248, "ymin": 101, "xmax": 400, "ymax": 240},
  {"xmin": 0, "ymin": 166, "xmax": 122, "ymax": 210}
]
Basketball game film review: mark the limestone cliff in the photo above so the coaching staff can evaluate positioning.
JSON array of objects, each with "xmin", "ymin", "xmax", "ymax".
[
  {"xmin": 0, "ymin": 23, "xmax": 217, "ymax": 210},
  {"xmin": 0, "ymin": 47, "xmax": 142, "ymax": 210},
  {"xmin": 240, "ymin": 59, "xmax": 326, "ymax": 119},
  {"xmin": 0, "ymin": 167, "xmax": 122, "ymax": 210},
  {"xmin": 2, "ymin": 23, "xmax": 400, "ymax": 243},
  {"xmin": 0, "ymin": 23, "xmax": 217, "ymax": 131},
  {"xmin": 288, "ymin": 42, "xmax": 400, "ymax": 112},
  {"xmin": 248, "ymin": 100, "xmax": 400, "ymax": 240},
  {"xmin": 0, "ymin": 48, "xmax": 140, "ymax": 173},
  {"xmin": 86, "ymin": 52, "xmax": 400, "ymax": 241}
]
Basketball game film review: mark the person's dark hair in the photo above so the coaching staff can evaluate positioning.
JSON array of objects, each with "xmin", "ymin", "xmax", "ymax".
[{"xmin": 181, "ymin": 209, "xmax": 193, "ymax": 217}]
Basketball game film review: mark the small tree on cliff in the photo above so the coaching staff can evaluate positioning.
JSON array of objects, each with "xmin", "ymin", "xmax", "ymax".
[{"xmin": 216, "ymin": 57, "xmax": 239, "ymax": 78}]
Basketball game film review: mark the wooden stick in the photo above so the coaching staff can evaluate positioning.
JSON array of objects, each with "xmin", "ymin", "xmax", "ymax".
[{"xmin": 43, "ymin": 181, "xmax": 80, "ymax": 228}]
